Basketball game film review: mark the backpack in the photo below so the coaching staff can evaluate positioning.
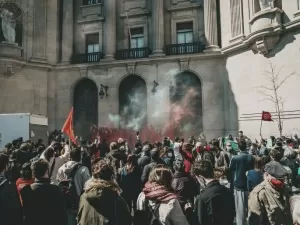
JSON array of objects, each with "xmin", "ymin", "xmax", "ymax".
[
  {"xmin": 58, "ymin": 164, "xmax": 82, "ymax": 211},
  {"xmin": 145, "ymin": 200, "xmax": 163, "ymax": 225}
]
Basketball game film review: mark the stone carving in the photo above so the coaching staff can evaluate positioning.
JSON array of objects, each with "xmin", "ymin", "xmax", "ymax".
[
  {"xmin": 126, "ymin": 62, "xmax": 137, "ymax": 74},
  {"xmin": 259, "ymin": 0, "xmax": 275, "ymax": 11},
  {"xmin": 179, "ymin": 58, "xmax": 190, "ymax": 71},
  {"xmin": 0, "ymin": 9, "xmax": 16, "ymax": 43}
]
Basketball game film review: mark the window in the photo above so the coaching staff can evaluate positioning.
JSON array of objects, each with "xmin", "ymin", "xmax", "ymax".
[
  {"xmin": 176, "ymin": 22, "xmax": 193, "ymax": 44},
  {"xmin": 130, "ymin": 27, "xmax": 144, "ymax": 48},
  {"xmin": 86, "ymin": 33, "xmax": 99, "ymax": 62},
  {"xmin": 82, "ymin": 0, "xmax": 101, "ymax": 5},
  {"xmin": 129, "ymin": 27, "xmax": 144, "ymax": 58}
]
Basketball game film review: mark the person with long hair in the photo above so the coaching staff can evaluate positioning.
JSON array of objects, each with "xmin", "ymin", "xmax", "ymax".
[
  {"xmin": 120, "ymin": 154, "xmax": 142, "ymax": 214},
  {"xmin": 136, "ymin": 165, "xmax": 189, "ymax": 225}
]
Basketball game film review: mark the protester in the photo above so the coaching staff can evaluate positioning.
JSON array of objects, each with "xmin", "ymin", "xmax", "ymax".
[
  {"xmin": 173, "ymin": 137, "xmax": 183, "ymax": 160},
  {"xmin": 141, "ymin": 148, "xmax": 163, "ymax": 185},
  {"xmin": 136, "ymin": 166, "xmax": 189, "ymax": 225},
  {"xmin": 172, "ymin": 160, "xmax": 198, "ymax": 205},
  {"xmin": 0, "ymin": 153, "xmax": 23, "ymax": 225},
  {"xmin": 16, "ymin": 162, "xmax": 34, "ymax": 205},
  {"xmin": 172, "ymin": 160, "xmax": 198, "ymax": 224},
  {"xmin": 77, "ymin": 159, "xmax": 132, "ymax": 225},
  {"xmin": 248, "ymin": 161, "xmax": 292, "ymax": 225},
  {"xmin": 105, "ymin": 142, "xmax": 126, "ymax": 183},
  {"xmin": 160, "ymin": 146, "xmax": 175, "ymax": 168},
  {"xmin": 120, "ymin": 154, "xmax": 142, "ymax": 214},
  {"xmin": 212, "ymin": 139, "xmax": 230, "ymax": 169},
  {"xmin": 229, "ymin": 139, "xmax": 254, "ymax": 225},
  {"xmin": 137, "ymin": 144, "xmax": 151, "ymax": 172},
  {"xmin": 246, "ymin": 156, "xmax": 264, "ymax": 192},
  {"xmin": 56, "ymin": 147, "xmax": 91, "ymax": 225},
  {"xmin": 193, "ymin": 160, "xmax": 235, "ymax": 225},
  {"xmin": 21, "ymin": 159, "xmax": 68, "ymax": 225}
]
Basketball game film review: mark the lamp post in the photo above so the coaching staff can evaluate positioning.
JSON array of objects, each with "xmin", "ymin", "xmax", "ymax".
[
  {"xmin": 151, "ymin": 80, "xmax": 159, "ymax": 93},
  {"xmin": 99, "ymin": 84, "xmax": 109, "ymax": 99}
]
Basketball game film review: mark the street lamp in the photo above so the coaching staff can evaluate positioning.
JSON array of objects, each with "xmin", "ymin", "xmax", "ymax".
[
  {"xmin": 151, "ymin": 80, "xmax": 159, "ymax": 93},
  {"xmin": 99, "ymin": 84, "xmax": 109, "ymax": 99}
]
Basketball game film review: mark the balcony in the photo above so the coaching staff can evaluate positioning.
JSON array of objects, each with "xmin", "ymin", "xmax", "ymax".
[
  {"xmin": 71, "ymin": 52, "xmax": 104, "ymax": 64},
  {"xmin": 82, "ymin": 0, "xmax": 102, "ymax": 5},
  {"xmin": 165, "ymin": 42, "xmax": 205, "ymax": 55},
  {"xmin": 115, "ymin": 47, "xmax": 152, "ymax": 60}
]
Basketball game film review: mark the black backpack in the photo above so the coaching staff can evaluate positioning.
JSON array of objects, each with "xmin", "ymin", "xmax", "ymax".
[
  {"xmin": 58, "ymin": 164, "xmax": 82, "ymax": 211},
  {"xmin": 145, "ymin": 200, "xmax": 163, "ymax": 225}
]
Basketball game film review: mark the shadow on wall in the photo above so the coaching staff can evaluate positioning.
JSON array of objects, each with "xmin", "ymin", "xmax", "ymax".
[
  {"xmin": 266, "ymin": 30, "xmax": 297, "ymax": 58},
  {"xmin": 223, "ymin": 58, "xmax": 239, "ymax": 138}
]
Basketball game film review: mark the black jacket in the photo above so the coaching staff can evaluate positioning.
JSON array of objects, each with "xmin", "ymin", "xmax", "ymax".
[
  {"xmin": 195, "ymin": 180, "xmax": 235, "ymax": 225},
  {"xmin": 21, "ymin": 178, "xmax": 68, "ymax": 225},
  {"xmin": 172, "ymin": 171, "xmax": 199, "ymax": 205},
  {"xmin": 0, "ymin": 174, "xmax": 23, "ymax": 225}
]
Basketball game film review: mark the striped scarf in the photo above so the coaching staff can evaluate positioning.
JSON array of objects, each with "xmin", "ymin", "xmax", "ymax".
[{"xmin": 143, "ymin": 182, "xmax": 177, "ymax": 203}]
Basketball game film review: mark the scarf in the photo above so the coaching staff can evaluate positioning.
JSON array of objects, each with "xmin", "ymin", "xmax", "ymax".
[{"xmin": 143, "ymin": 182, "xmax": 177, "ymax": 203}]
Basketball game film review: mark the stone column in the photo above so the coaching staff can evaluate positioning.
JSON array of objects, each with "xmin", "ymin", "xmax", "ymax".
[
  {"xmin": 61, "ymin": 0, "xmax": 73, "ymax": 63},
  {"xmin": 151, "ymin": 0, "xmax": 165, "ymax": 56},
  {"xmin": 203, "ymin": 0, "xmax": 220, "ymax": 52},
  {"xmin": 104, "ymin": 0, "xmax": 116, "ymax": 59}
]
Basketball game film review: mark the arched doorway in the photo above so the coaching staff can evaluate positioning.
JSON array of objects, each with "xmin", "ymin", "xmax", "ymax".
[
  {"xmin": 73, "ymin": 78, "xmax": 98, "ymax": 140},
  {"xmin": 119, "ymin": 75, "xmax": 147, "ymax": 130},
  {"xmin": 170, "ymin": 71, "xmax": 202, "ymax": 138}
]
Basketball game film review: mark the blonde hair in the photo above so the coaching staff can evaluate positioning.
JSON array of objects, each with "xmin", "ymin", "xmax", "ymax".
[{"xmin": 148, "ymin": 166, "xmax": 173, "ymax": 191}]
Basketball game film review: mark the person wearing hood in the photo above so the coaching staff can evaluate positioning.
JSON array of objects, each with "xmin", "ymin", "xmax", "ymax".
[
  {"xmin": 77, "ymin": 159, "xmax": 132, "ymax": 225},
  {"xmin": 0, "ymin": 153, "xmax": 23, "ymax": 225},
  {"xmin": 57, "ymin": 147, "xmax": 91, "ymax": 225}
]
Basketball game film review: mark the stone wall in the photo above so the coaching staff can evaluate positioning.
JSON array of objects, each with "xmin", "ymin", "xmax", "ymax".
[
  {"xmin": 225, "ymin": 29, "xmax": 300, "ymax": 139},
  {"xmin": 54, "ymin": 55, "xmax": 231, "ymax": 140}
]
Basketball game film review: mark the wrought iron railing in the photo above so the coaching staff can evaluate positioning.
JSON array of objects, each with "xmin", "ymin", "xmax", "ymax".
[
  {"xmin": 82, "ymin": 0, "xmax": 102, "ymax": 5},
  {"xmin": 115, "ymin": 47, "xmax": 152, "ymax": 60},
  {"xmin": 165, "ymin": 42, "xmax": 205, "ymax": 55},
  {"xmin": 71, "ymin": 52, "xmax": 104, "ymax": 64}
]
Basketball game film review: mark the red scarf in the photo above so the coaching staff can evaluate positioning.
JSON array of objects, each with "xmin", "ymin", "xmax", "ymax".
[{"xmin": 143, "ymin": 182, "xmax": 177, "ymax": 203}]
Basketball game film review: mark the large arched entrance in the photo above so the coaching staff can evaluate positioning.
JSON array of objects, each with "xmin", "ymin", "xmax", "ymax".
[
  {"xmin": 73, "ymin": 78, "xmax": 98, "ymax": 140},
  {"xmin": 170, "ymin": 71, "xmax": 202, "ymax": 137},
  {"xmin": 119, "ymin": 75, "xmax": 147, "ymax": 130}
]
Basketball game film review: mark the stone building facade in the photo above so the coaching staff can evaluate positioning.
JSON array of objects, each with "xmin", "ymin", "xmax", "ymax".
[{"xmin": 1, "ymin": 0, "xmax": 300, "ymax": 140}]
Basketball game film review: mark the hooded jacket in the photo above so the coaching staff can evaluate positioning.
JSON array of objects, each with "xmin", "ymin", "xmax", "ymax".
[
  {"xmin": 56, "ymin": 161, "xmax": 91, "ymax": 196},
  {"xmin": 77, "ymin": 179, "xmax": 132, "ymax": 225}
]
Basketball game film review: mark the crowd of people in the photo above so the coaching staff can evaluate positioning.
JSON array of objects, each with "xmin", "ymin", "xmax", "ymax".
[{"xmin": 1, "ymin": 130, "xmax": 300, "ymax": 225}]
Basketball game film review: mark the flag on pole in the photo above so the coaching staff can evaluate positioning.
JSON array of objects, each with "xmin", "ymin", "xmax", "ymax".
[
  {"xmin": 261, "ymin": 111, "xmax": 273, "ymax": 121},
  {"xmin": 62, "ymin": 107, "xmax": 76, "ymax": 143}
]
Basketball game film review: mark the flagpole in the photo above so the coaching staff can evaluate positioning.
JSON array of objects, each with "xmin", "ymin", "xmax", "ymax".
[{"xmin": 259, "ymin": 118, "xmax": 263, "ymax": 137}]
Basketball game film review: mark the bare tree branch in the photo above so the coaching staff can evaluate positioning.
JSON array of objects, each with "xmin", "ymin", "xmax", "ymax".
[
  {"xmin": 257, "ymin": 63, "xmax": 297, "ymax": 136},
  {"xmin": 276, "ymin": 72, "xmax": 297, "ymax": 90}
]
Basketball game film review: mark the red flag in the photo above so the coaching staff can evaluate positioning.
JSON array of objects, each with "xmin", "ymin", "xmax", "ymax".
[
  {"xmin": 62, "ymin": 107, "xmax": 76, "ymax": 143},
  {"xmin": 262, "ymin": 111, "xmax": 273, "ymax": 122}
]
